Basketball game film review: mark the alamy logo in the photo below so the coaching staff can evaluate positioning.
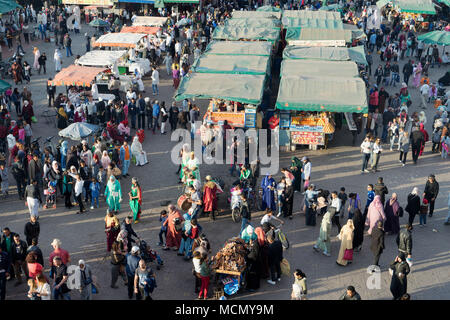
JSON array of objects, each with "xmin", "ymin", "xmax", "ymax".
[{"xmin": 366, "ymin": 265, "xmax": 381, "ymax": 290}]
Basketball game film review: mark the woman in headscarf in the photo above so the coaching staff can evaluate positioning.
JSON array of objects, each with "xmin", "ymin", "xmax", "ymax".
[
  {"xmin": 163, "ymin": 205, "xmax": 184, "ymax": 251},
  {"xmin": 117, "ymin": 120, "xmax": 130, "ymax": 138},
  {"xmin": 352, "ymin": 208, "xmax": 365, "ymax": 252},
  {"xmin": 128, "ymin": 177, "xmax": 142, "ymax": 223},
  {"xmin": 365, "ymin": 195, "xmax": 386, "ymax": 235},
  {"xmin": 57, "ymin": 106, "xmax": 68, "ymax": 130},
  {"xmin": 290, "ymin": 157, "xmax": 302, "ymax": 193},
  {"xmin": 74, "ymin": 106, "xmax": 85, "ymax": 123},
  {"xmin": 261, "ymin": 174, "xmax": 277, "ymax": 212},
  {"xmin": 419, "ymin": 123, "xmax": 429, "ymax": 156},
  {"xmin": 254, "ymin": 226, "xmax": 269, "ymax": 279},
  {"xmin": 202, "ymin": 175, "xmax": 218, "ymax": 221},
  {"xmin": 336, "ymin": 219, "xmax": 355, "ymax": 266},
  {"xmin": 116, "ymin": 229, "xmax": 129, "ymax": 253},
  {"xmin": 389, "ymin": 253, "xmax": 410, "ymax": 300},
  {"xmin": 130, "ymin": 136, "xmax": 148, "ymax": 166},
  {"xmin": 179, "ymin": 143, "xmax": 191, "ymax": 182},
  {"xmin": 104, "ymin": 175, "xmax": 122, "ymax": 214},
  {"xmin": 101, "ymin": 151, "xmax": 111, "ymax": 171},
  {"xmin": 246, "ymin": 238, "xmax": 260, "ymax": 291},
  {"xmin": 54, "ymin": 48, "xmax": 62, "ymax": 72},
  {"xmin": 33, "ymin": 47, "xmax": 40, "ymax": 70},
  {"xmin": 384, "ymin": 193, "xmax": 400, "ymax": 235},
  {"xmin": 405, "ymin": 187, "xmax": 420, "ymax": 227},
  {"xmin": 22, "ymin": 100, "xmax": 34, "ymax": 125},
  {"xmin": 418, "ymin": 111, "xmax": 427, "ymax": 126},
  {"xmin": 104, "ymin": 210, "xmax": 120, "ymax": 252},
  {"xmin": 413, "ymin": 62, "xmax": 422, "ymax": 88},
  {"xmin": 186, "ymin": 151, "xmax": 201, "ymax": 181},
  {"xmin": 241, "ymin": 225, "xmax": 257, "ymax": 244},
  {"xmin": 313, "ymin": 210, "xmax": 332, "ymax": 256}
]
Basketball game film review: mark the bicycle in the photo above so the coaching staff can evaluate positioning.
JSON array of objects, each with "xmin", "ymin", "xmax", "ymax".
[{"xmin": 272, "ymin": 224, "xmax": 290, "ymax": 250}]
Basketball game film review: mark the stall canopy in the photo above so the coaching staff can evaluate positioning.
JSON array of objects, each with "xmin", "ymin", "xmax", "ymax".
[
  {"xmin": 437, "ymin": 0, "xmax": 450, "ymax": 7},
  {"xmin": 232, "ymin": 10, "xmax": 282, "ymax": 19},
  {"xmin": 212, "ymin": 26, "xmax": 280, "ymax": 42},
  {"xmin": 93, "ymin": 33, "xmax": 147, "ymax": 48},
  {"xmin": 282, "ymin": 10, "xmax": 341, "ymax": 20},
  {"xmin": 256, "ymin": 5, "xmax": 282, "ymax": 12},
  {"xmin": 282, "ymin": 18, "xmax": 343, "ymax": 29},
  {"xmin": 191, "ymin": 55, "xmax": 270, "ymax": 75},
  {"xmin": 132, "ymin": 16, "xmax": 168, "ymax": 27},
  {"xmin": 276, "ymin": 76, "xmax": 368, "ymax": 113},
  {"xmin": 62, "ymin": 0, "xmax": 113, "ymax": 4},
  {"xmin": 286, "ymin": 28, "xmax": 352, "ymax": 43},
  {"xmin": 343, "ymin": 23, "xmax": 367, "ymax": 40},
  {"xmin": 204, "ymin": 40, "xmax": 273, "ymax": 56},
  {"xmin": 224, "ymin": 18, "xmax": 281, "ymax": 29},
  {"xmin": 0, "ymin": 79, "xmax": 11, "ymax": 94},
  {"xmin": 121, "ymin": 26, "xmax": 160, "ymax": 35},
  {"xmin": 394, "ymin": 0, "xmax": 436, "ymax": 14},
  {"xmin": 417, "ymin": 30, "xmax": 450, "ymax": 46},
  {"xmin": 59, "ymin": 123, "xmax": 101, "ymax": 141},
  {"xmin": 0, "ymin": 0, "xmax": 21, "ymax": 14},
  {"xmin": 376, "ymin": 0, "xmax": 390, "ymax": 8},
  {"xmin": 283, "ymin": 45, "xmax": 368, "ymax": 65},
  {"xmin": 281, "ymin": 60, "xmax": 359, "ymax": 78},
  {"xmin": 49, "ymin": 65, "xmax": 106, "ymax": 87},
  {"xmin": 76, "ymin": 50, "xmax": 127, "ymax": 67},
  {"xmin": 174, "ymin": 73, "xmax": 266, "ymax": 105}
]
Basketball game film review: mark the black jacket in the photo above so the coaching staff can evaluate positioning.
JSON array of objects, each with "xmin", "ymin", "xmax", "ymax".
[
  {"xmin": 396, "ymin": 228, "xmax": 412, "ymax": 255},
  {"xmin": 0, "ymin": 251, "xmax": 11, "ymax": 273},
  {"xmin": 121, "ymin": 221, "xmax": 138, "ymax": 243},
  {"xmin": 370, "ymin": 227, "xmax": 385, "ymax": 254},
  {"xmin": 410, "ymin": 130, "xmax": 424, "ymax": 146},
  {"xmin": 405, "ymin": 193, "xmax": 420, "ymax": 215},
  {"xmin": 240, "ymin": 201, "xmax": 251, "ymax": 220},
  {"xmin": 374, "ymin": 183, "xmax": 389, "ymax": 203},
  {"xmin": 24, "ymin": 184, "xmax": 42, "ymax": 203},
  {"xmin": 0, "ymin": 232, "xmax": 17, "ymax": 254},
  {"xmin": 268, "ymin": 240, "xmax": 283, "ymax": 264},
  {"xmin": 402, "ymin": 63, "xmax": 413, "ymax": 76},
  {"xmin": 11, "ymin": 161, "xmax": 26, "ymax": 180},
  {"xmin": 24, "ymin": 221, "xmax": 40, "ymax": 240},
  {"xmin": 12, "ymin": 239, "xmax": 28, "ymax": 262},
  {"xmin": 424, "ymin": 180, "xmax": 439, "ymax": 199}
]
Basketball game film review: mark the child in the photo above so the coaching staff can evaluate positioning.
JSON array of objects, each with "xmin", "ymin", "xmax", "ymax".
[
  {"xmin": 18, "ymin": 124, "xmax": 25, "ymax": 144},
  {"xmin": 44, "ymin": 181, "xmax": 56, "ymax": 209},
  {"xmin": 338, "ymin": 187, "xmax": 348, "ymax": 218},
  {"xmin": 419, "ymin": 198, "xmax": 429, "ymax": 227},
  {"xmin": 0, "ymin": 164, "xmax": 9, "ymax": 196},
  {"xmin": 90, "ymin": 177, "xmax": 100, "ymax": 209},
  {"xmin": 158, "ymin": 210, "xmax": 168, "ymax": 246},
  {"xmin": 97, "ymin": 166, "xmax": 106, "ymax": 196}
]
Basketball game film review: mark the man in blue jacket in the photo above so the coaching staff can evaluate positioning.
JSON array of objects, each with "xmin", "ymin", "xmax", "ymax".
[{"xmin": 152, "ymin": 100, "xmax": 160, "ymax": 134}]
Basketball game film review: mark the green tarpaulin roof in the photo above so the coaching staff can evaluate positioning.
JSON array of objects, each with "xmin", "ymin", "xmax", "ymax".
[
  {"xmin": 286, "ymin": 28, "xmax": 352, "ymax": 43},
  {"xmin": 437, "ymin": 0, "xmax": 450, "ymax": 6},
  {"xmin": 283, "ymin": 45, "xmax": 367, "ymax": 65},
  {"xmin": 212, "ymin": 26, "xmax": 280, "ymax": 42},
  {"xmin": 191, "ymin": 55, "xmax": 270, "ymax": 75},
  {"xmin": 417, "ymin": 30, "xmax": 450, "ymax": 46},
  {"xmin": 282, "ymin": 10, "xmax": 341, "ymax": 20},
  {"xmin": 0, "ymin": 79, "xmax": 11, "ymax": 94},
  {"xmin": 319, "ymin": 3, "xmax": 344, "ymax": 11},
  {"xmin": 204, "ymin": 40, "xmax": 272, "ymax": 56},
  {"xmin": 283, "ymin": 18, "xmax": 343, "ymax": 29},
  {"xmin": 256, "ymin": 5, "xmax": 282, "ymax": 12},
  {"xmin": 232, "ymin": 10, "xmax": 281, "ymax": 20},
  {"xmin": 393, "ymin": 0, "xmax": 436, "ymax": 14},
  {"xmin": 225, "ymin": 18, "xmax": 281, "ymax": 29},
  {"xmin": 174, "ymin": 73, "xmax": 266, "ymax": 105},
  {"xmin": 276, "ymin": 76, "xmax": 368, "ymax": 113},
  {"xmin": 0, "ymin": 0, "xmax": 21, "ymax": 14},
  {"xmin": 281, "ymin": 60, "xmax": 359, "ymax": 78}
]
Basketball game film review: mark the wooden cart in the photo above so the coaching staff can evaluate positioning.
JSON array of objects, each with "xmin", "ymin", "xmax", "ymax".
[{"xmin": 214, "ymin": 267, "xmax": 247, "ymax": 297}]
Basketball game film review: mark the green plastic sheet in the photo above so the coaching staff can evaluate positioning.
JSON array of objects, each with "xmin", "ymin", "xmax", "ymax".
[
  {"xmin": 283, "ymin": 45, "xmax": 368, "ymax": 65},
  {"xmin": 283, "ymin": 18, "xmax": 343, "ymax": 29},
  {"xmin": 191, "ymin": 55, "xmax": 270, "ymax": 75},
  {"xmin": 212, "ymin": 26, "xmax": 280, "ymax": 43},
  {"xmin": 204, "ymin": 40, "xmax": 272, "ymax": 56},
  {"xmin": 286, "ymin": 28, "xmax": 352, "ymax": 43},
  {"xmin": 281, "ymin": 60, "xmax": 359, "ymax": 78},
  {"xmin": 417, "ymin": 31, "xmax": 450, "ymax": 46},
  {"xmin": 393, "ymin": 0, "xmax": 436, "ymax": 14},
  {"xmin": 0, "ymin": 0, "xmax": 21, "ymax": 14},
  {"xmin": 232, "ymin": 10, "xmax": 281, "ymax": 20},
  {"xmin": 256, "ymin": 5, "xmax": 282, "ymax": 12},
  {"xmin": 0, "ymin": 79, "xmax": 11, "ymax": 94},
  {"xmin": 282, "ymin": 10, "xmax": 340, "ymax": 20},
  {"xmin": 225, "ymin": 18, "xmax": 281, "ymax": 29}
]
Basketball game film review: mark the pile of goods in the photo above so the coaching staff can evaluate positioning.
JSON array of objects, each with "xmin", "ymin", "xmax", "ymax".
[{"xmin": 211, "ymin": 238, "xmax": 247, "ymax": 272}]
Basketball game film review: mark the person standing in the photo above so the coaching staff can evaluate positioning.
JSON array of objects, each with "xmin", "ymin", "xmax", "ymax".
[
  {"xmin": 283, "ymin": 179, "xmax": 294, "ymax": 220},
  {"xmin": 266, "ymin": 234, "xmax": 283, "ymax": 285},
  {"xmin": 105, "ymin": 175, "xmax": 122, "ymax": 214},
  {"xmin": 336, "ymin": 220, "xmax": 355, "ymax": 266},
  {"xmin": 389, "ymin": 253, "xmax": 410, "ymax": 300},
  {"xmin": 129, "ymin": 178, "xmax": 142, "ymax": 223},
  {"xmin": 300, "ymin": 157, "xmax": 311, "ymax": 190},
  {"xmin": 410, "ymin": 126, "xmax": 424, "ymax": 164},
  {"xmin": 12, "ymin": 156, "xmax": 27, "ymax": 200},
  {"xmin": 352, "ymin": 208, "xmax": 365, "ymax": 252},
  {"xmin": 74, "ymin": 174, "xmax": 86, "ymax": 214},
  {"xmin": 33, "ymin": 47, "xmax": 40, "ymax": 70},
  {"xmin": 24, "ymin": 216, "xmax": 40, "ymax": 246},
  {"xmin": 54, "ymin": 48, "xmax": 62, "ymax": 72},
  {"xmin": 151, "ymin": 66, "xmax": 159, "ymax": 95},
  {"xmin": 396, "ymin": 224, "xmax": 413, "ymax": 264},
  {"xmin": 370, "ymin": 138, "xmax": 383, "ymax": 172},
  {"xmin": 370, "ymin": 221, "xmax": 385, "ymax": 269},
  {"xmin": 405, "ymin": 188, "xmax": 420, "ymax": 226},
  {"xmin": 75, "ymin": 260, "xmax": 93, "ymax": 300},
  {"xmin": 313, "ymin": 210, "xmax": 332, "ymax": 257},
  {"xmin": 128, "ymin": 98, "xmax": 137, "ymax": 130},
  {"xmin": 339, "ymin": 286, "xmax": 361, "ymax": 300},
  {"xmin": 402, "ymin": 60, "xmax": 413, "ymax": 85},
  {"xmin": 374, "ymin": 177, "xmax": 389, "ymax": 206},
  {"xmin": 134, "ymin": 259, "xmax": 155, "ymax": 300},
  {"xmin": 105, "ymin": 210, "xmax": 120, "ymax": 252},
  {"xmin": 49, "ymin": 239, "xmax": 71, "ymax": 267},
  {"xmin": 119, "ymin": 141, "xmax": 131, "ymax": 178},
  {"xmin": 291, "ymin": 269, "xmax": 307, "ymax": 300},
  {"xmin": 330, "ymin": 191, "xmax": 342, "ymax": 233},
  {"xmin": 125, "ymin": 246, "xmax": 141, "ymax": 299},
  {"xmin": 360, "ymin": 137, "xmax": 372, "ymax": 173},
  {"xmin": 261, "ymin": 174, "xmax": 277, "ymax": 212},
  {"xmin": 151, "ymin": 100, "xmax": 160, "ymax": 134},
  {"xmin": 384, "ymin": 193, "xmax": 401, "ymax": 235},
  {"xmin": 366, "ymin": 195, "xmax": 386, "ymax": 235},
  {"xmin": 50, "ymin": 256, "xmax": 71, "ymax": 300},
  {"xmin": 169, "ymin": 102, "xmax": 179, "ymax": 132},
  {"xmin": 423, "ymin": 174, "xmax": 439, "ymax": 217},
  {"xmin": 137, "ymin": 94, "xmax": 146, "ymax": 130},
  {"xmin": 163, "ymin": 205, "xmax": 184, "ymax": 251},
  {"xmin": 399, "ymin": 131, "xmax": 410, "ymax": 166},
  {"xmin": 202, "ymin": 175, "xmax": 218, "ymax": 221},
  {"xmin": 63, "ymin": 34, "xmax": 73, "ymax": 57},
  {"xmin": 24, "ymin": 180, "xmax": 42, "ymax": 219},
  {"xmin": 110, "ymin": 241, "xmax": 127, "ymax": 289},
  {"xmin": 12, "ymin": 234, "xmax": 28, "ymax": 286}
]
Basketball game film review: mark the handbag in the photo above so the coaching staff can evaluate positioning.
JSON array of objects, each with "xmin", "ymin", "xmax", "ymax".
[
  {"xmin": 343, "ymin": 249, "xmax": 353, "ymax": 261},
  {"xmin": 280, "ymin": 258, "xmax": 290, "ymax": 276},
  {"xmin": 398, "ymin": 206, "xmax": 404, "ymax": 217},
  {"xmin": 31, "ymin": 116, "xmax": 37, "ymax": 123},
  {"xmin": 91, "ymin": 283, "xmax": 98, "ymax": 294}
]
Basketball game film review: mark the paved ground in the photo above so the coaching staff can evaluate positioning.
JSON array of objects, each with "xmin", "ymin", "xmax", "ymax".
[{"xmin": 1, "ymin": 21, "xmax": 449, "ymax": 300}]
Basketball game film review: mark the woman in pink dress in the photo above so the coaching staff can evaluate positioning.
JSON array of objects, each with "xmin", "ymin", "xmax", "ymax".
[
  {"xmin": 413, "ymin": 62, "xmax": 422, "ymax": 88},
  {"xmin": 365, "ymin": 195, "xmax": 386, "ymax": 235}
]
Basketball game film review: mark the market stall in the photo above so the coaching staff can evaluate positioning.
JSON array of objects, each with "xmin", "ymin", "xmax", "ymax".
[
  {"xmin": 191, "ymin": 54, "xmax": 271, "ymax": 75},
  {"xmin": 282, "ymin": 10, "xmax": 341, "ymax": 20},
  {"xmin": 49, "ymin": 65, "xmax": 106, "ymax": 87},
  {"xmin": 286, "ymin": 28, "xmax": 353, "ymax": 46},
  {"xmin": 282, "ymin": 18, "xmax": 344, "ymax": 29},
  {"xmin": 281, "ymin": 60, "xmax": 359, "ymax": 78},
  {"xmin": 212, "ymin": 26, "xmax": 281, "ymax": 44},
  {"xmin": 76, "ymin": 50, "xmax": 128, "ymax": 68},
  {"xmin": 232, "ymin": 10, "xmax": 282, "ymax": 20},
  {"xmin": 174, "ymin": 73, "xmax": 266, "ymax": 129},
  {"xmin": 132, "ymin": 16, "xmax": 168, "ymax": 27},
  {"xmin": 224, "ymin": 18, "xmax": 282, "ymax": 29},
  {"xmin": 282, "ymin": 45, "xmax": 368, "ymax": 65},
  {"xmin": 204, "ymin": 40, "xmax": 273, "ymax": 56},
  {"xmin": 121, "ymin": 26, "xmax": 161, "ymax": 36}
]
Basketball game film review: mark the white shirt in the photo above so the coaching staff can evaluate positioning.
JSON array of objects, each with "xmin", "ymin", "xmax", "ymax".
[
  {"xmin": 420, "ymin": 84, "xmax": 430, "ymax": 96},
  {"xmin": 165, "ymin": 34, "xmax": 172, "ymax": 46},
  {"xmin": 331, "ymin": 197, "xmax": 342, "ymax": 213},
  {"xmin": 175, "ymin": 42, "xmax": 181, "ymax": 55},
  {"xmin": 75, "ymin": 180, "xmax": 84, "ymax": 196},
  {"xmin": 193, "ymin": 257, "xmax": 202, "ymax": 273},
  {"xmin": 151, "ymin": 69, "xmax": 160, "ymax": 85},
  {"xmin": 360, "ymin": 140, "xmax": 372, "ymax": 154},
  {"xmin": 126, "ymin": 91, "xmax": 136, "ymax": 101},
  {"xmin": 373, "ymin": 143, "xmax": 383, "ymax": 154},
  {"xmin": 36, "ymin": 283, "xmax": 51, "ymax": 300},
  {"xmin": 261, "ymin": 214, "xmax": 275, "ymax": 225},
  {"xmin": 302, "ymin": 162, "xmax": 311, "ymax": 180}
]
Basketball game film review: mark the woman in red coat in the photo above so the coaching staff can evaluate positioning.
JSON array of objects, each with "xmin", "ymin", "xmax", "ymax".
[
  {"xmin": 419, "ymin": 123, "xmax": 429, "ymax": 156},
  {"xmin": 202, "ymin": 176, "xmax": 218, "ymax": 221},
  {"xmin": 163, "ymin": 205, "xmax": 184, "ymax": 250}
]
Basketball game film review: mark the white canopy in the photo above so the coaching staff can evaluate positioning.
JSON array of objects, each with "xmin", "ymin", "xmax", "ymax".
[
  {"xmin": 132, "ymin": 16, "xmax": 168, "ymax": 27},
  {"xmin": 94, "ymin": 33, "xmax": 147, "ymax": 48},
  {"xmin": 77, "ymin": 50, "xmax": 127, "ymax": 67}
]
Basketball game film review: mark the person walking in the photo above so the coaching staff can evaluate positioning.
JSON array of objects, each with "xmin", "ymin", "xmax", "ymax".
[
  {"xmin": 366, "ymin": 195, "xmax": 386, "ymax": 235},
  {"xmin": 11, "ymin": 234, "xmax": 28, "ymax": 286},
  {"xmin": 134, "ymin": 259, "xmax": 155, "ymax": 300},
  {"xmin": 63, "ymin": 34, "xmax": 73, "ymax": 57},
  {"xmin": 151, "ymin": 66, "xmax": 159, "ymax": 95},
  {"xmin": 352, "ymin": 208, "xmax": 365, "ymax": 252},
  {"xmin": 119, "ymin": 141, "xmax": 131, "ymax": 178},
  {"xmin": 423, "ymin": 174, "xmax": 439, "ymax": 217},
  {"xmin": 24, "ymin": 216, "xmax": 40, "ymax": 246},
  {"xmin": 75, "ymin": 260, "xmax": 93, "ymax": 300},
  {"xmin": 105, "ymin": 210, "xmax": 120, "ymax": 252},
  {"xmin": 129, "ymin": 178, "xmax": 142, "ymax": 223},
  {"xmin": 33, "ymin": 47, "xmax": 40, "ymax": 70},
  {"xmin": 389, "ymin": 253, "xmax": 410, "ymax": 300},
  {"xmin": 105, "ymin": 175, "xmax": 122, "ymax": 214},
  {"xmin": 74, "ymin": 175, "xmax": 86, "ymax": 214},
  {"xmin": 374, "ymin": 177, "xmax": 389, "ymax": 206},
  {"xmin": 202, "ymin": 175, "xmax": 218, "ymax": 221},
  {"xmin": 24, "ymin": 180, "xmax": 42, "ymax": 219},
  {"xmin": 410, "ymin": 126, "xmax": 424, "ymax": 164},
  {"xmin": 402, "ymin": 60, "xmax": 413, "ymax": 85},
  {"xmin": 405, "ymin": 188, "xmax": 420, "ymax": 226},
  {"xmin": 384, "ymin": 193, "xmax": 401, "ymax": 234},
  {"xmin": 110, "ymin": 240, "xmax": 127, "ymax": 289},
  {"xmin": 50, "ymin": 256, "xmax": 71, "ymax": 300},
  {"xmin": 54, "ymin": 48, "xmax": 62, "ymax": 72},
  {"xmin": 336, "ymin": 219, "xmax": 355, "ymax": 266},
  {"xmin": 370, "ymin": 221, "xmax": 385, "ymax": 269},
  {"xmin": 396, "ymin": 224, "xmax": 413, "ymax": 264},
  {"xmin": 163, "ymin": 205, "xmax": 184, "ymax": 251},
  {"xmin": 291, "ymin": 269, "xmax": 307, "ymax": 300},
  {"xmin": 313, "ymin": 210, "xmax": 332, "ymax": 257},
  {"xmin": 12, "ymin": 156, "xmax": 27, "ymax": 200},
  {"xmin": 266, "ymin": 234, "xmax": 283, "ymax": 285},
  {"xmin": 399, "ymin": 131, "xmax": 410, "ymax": 166},
  {"xmin": 38, "ymin": 52, "xmax": 47, "ymax": 74},
  {"xmin": 49, "ymin": 239, "xmax": 71, "ymax": 267},
  {"xmin": 126, "ymin": 246, "xmax": 141, "ymax": 299}
]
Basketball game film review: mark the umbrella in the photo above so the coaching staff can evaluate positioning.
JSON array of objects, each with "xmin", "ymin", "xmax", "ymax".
[
  {"xmin": 58, "ymin": 122, "xmax": 100, "ymax": 141},
  {"xmin": 417, "ymin": 31, "xmax": 450, "ymax": 46},
  {"xmin": 89, "ymin": 18, "xmax": 109, "ymax": 27}
]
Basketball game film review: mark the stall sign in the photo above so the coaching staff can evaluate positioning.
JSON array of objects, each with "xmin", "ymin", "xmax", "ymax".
[
  {"xmin": 291, "ymin": 131, "xmax": 324, "ymax": 145},
  {"xmin": 290, "ymin": 125, "xmax": 324, "ymax": 132},
  {"xmin": 210, "ymin": 112, "xmax": 245, "ymax": 127},
  {"xmin": 279, "ymin": 112, "xmax": 290, "ymax": 129}
]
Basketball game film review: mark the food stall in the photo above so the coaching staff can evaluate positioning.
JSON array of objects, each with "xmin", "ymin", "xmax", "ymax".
[
  {"xmin": 121, "ymin": 26, "xmax": 161, "ymax": 36},
  {"xmin": 93, "ymin": 33, "xmax": 151, "ymax": 75},
  {"xmin": 191, "ymin": 54, "xmax": 271, "ymax": 75},
  {"xmin": 224, "ymin": 18, "xmax": 282, "ymax": 29},
  {"xmin": 282, "ymin": 45, "xmax": 368, "ymax": 65},
  {"xmin": 285, "ymin": 28, "xmax": 353, "ymax": 46},
  {"xmin": 204, "ymin": 40, "xmax": 273, "ymax": 57},
  {"xmin": 282, "ymin": 10, "xmax": 341, "ymax": 20},
  {"xmin": 211, "ymin": 238, "xmax": 248, "ymax": 296},
  {"xmin": 76, "ymin": 50, "xmax": 128, "ymax": 68},
  {"xmin": 132, "ymin": 16, "xmax": 168, "ymax": 27},
  {"xmin": 174, "ymin": 73, "xmax": 266, "ymax": 129}
]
